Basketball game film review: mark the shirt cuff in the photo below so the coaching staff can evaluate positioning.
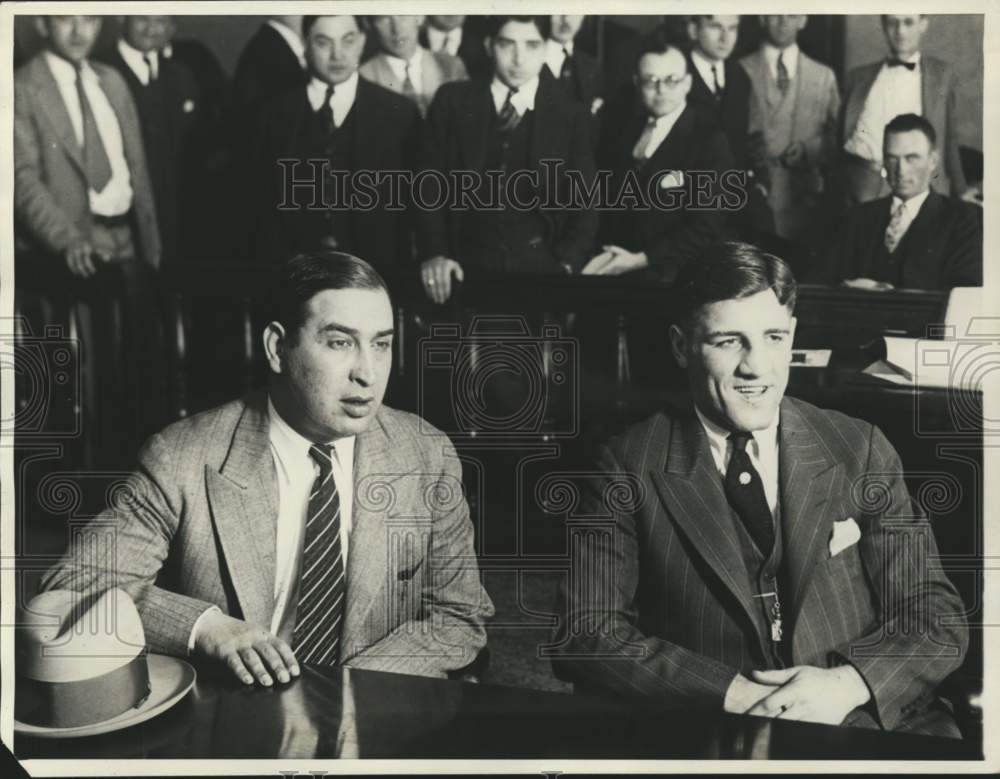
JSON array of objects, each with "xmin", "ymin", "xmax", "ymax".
[{"xmin": 187, "ymin": 605, "xmax": 222, "ymax": 655}]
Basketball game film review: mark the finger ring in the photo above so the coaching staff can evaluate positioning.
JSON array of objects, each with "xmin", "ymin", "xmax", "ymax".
[{"xmin": 779, "ymin": 704, "xmax": 789, "ymax": 713}]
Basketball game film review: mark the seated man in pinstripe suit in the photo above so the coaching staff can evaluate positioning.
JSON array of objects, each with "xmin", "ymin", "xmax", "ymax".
[
  {"xmin": 41, "ymin": 251, "xmax": 494, "ymax": 686},
  {"xmin": 552, "ymin": 241, "xmax": 968, "ymax": 737}
]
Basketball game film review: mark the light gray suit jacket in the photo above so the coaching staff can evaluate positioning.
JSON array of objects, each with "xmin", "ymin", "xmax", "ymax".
[
  {"xmin": 359, "ymin": 48, "xmax": 467, "ymax": 116},
  {"xmin": 14, "ymin": 53, "xmax": 161, "ymax": 267},
  {"xmin": 840, "ymin": 55, "xmax": 967, "ymax": 196},
  {"xmin": 41, "ymin": 393, "xmax": 494, "ymax": 678}
]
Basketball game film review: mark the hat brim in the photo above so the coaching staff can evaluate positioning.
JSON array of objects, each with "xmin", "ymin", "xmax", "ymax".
[{"xmin": 15, "ymin": 655, "xmax": 196, "ymax": 739}]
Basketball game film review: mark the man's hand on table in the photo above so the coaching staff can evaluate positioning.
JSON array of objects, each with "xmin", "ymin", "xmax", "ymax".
[
  {"xmin": 745, "ymin": 665, "xmax": 871, "ymax": 726},
  {"xmin": 192, "ymin": 609, "xmax": 300, "ymax": 687},
  {"xmin": 841, "ymin": 277, "xmax": 895, "ymax": 291},
  {"xmin": 723, "ymin": 673, "xmax": 779, "ymax": 714}
]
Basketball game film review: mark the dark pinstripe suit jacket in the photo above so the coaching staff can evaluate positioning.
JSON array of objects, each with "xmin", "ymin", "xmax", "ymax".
[{"xmin": 552, "ymin": 396, "xmax": 968, "ymax": 737}]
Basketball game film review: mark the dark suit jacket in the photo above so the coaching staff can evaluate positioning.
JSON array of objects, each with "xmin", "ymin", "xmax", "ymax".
[
  {"xmin": 831, "ymin": 191, "xmax": 982, "ymax": 290},
  {"xmin": 41, "ymin": 393, "xmax": 494, "ymax": 678},
  {"xmin": 417, "ymin": 76, "xmax": 598, "ymax": 271},
  {"xmin": 100, "ymin": 48, "xmax": 201, "ymax": 268},
  {"xmin": 841, "ymin": 56, "xmax": 967, "ymax": 196},
  {"xmin": 551, "ymin": 397, "xmax": 968, "ymax": 738},
  {"xmin": 598, "ymin": 98, "xmax": 736, "ymax": 280},
  {"xmin": 232, "ymin": 23, "xmax": 306, "ymax": 120},
  {"xmin": 251, "ymin": 78, "xmax": 421, "ymax": 270},
  {"xmin": 686, "ymin": 54, "xmax": 753, "ymax": 170},
  {"xmin": 543, "ymin": 46, "xmax": 604, "ymax": 113},
  {"xmin": 13, "ymin": 54, "xmax": 160, "ymax": 269}
]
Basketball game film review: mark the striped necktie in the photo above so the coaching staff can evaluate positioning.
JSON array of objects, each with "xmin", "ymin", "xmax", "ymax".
[
  {"xmin": 776, "ymin": 52, "xmax": 790, "ymax": 95},
  {"xmin": 291, "ymin": 444, "xmax": 346, "ymax": 666},
  {"xmin": 884, "ymin": 200, "xmax": 908, "ymax": 254},
  {"xmin": 496, "ymin": 87, "xmax": 520, "ymax": 133}
]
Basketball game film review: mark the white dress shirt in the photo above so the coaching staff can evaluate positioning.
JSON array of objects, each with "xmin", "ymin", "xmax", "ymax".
[
  {"xmin": 306, "ymin": 71, "xmax": 359, "ymax": 128},
  {"xmin": 117, "ymin": 38, "xmax": 158, "ymax": 85},
  {"xmin": 695, "ymin": 406, "xmax": 780, "ymax": 514},
  {"xmin": 384, "ymin": 48, "xmax": 425, "ymax": 95},
  {"xmin": 691, "ymin": 48, "xmax": 725, "ymax": 93},
  {"xmin": 844, "ymin": 53, "xmax": 922, "ymax": 163},
  {"xmin": 490, "ymin": 75, "xmax": 539, "ymax": 116},
  {"xmin": 426, "ymin": 25, "xmax": 462, "ymax": 57},
  {"xmin": 887, "ymin": 188, "xmax": 931, "ymax": 244},
  {"xmin": 43, "ymin": 52, "xmax": 133, "ymax": 216},
  {"xmin": 637, "ymin": 100, "xmax": 687, "ymax": 160},
  {"xmin": 268, "ymin": 18, "xmax": 306, "ymax": 68},
  {"xmin": 544, "ymin": 38, "xmax": 573, "ymax": 77},
  {"xmin": 267, "ymin": 398, "xmax": 355, "ymax": 636},
  {"xmin": 187, "ymin": 399, "xmax": 356, "ymax": 651},
  {"xmin": 762, "ymin": 42, "xmax": 799, "ymax": 82}
]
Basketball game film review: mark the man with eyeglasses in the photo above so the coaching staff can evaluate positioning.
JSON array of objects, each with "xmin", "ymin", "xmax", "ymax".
[{"xmin": 583, "ymin": 34, "xmax": 734, "ymax": 280}]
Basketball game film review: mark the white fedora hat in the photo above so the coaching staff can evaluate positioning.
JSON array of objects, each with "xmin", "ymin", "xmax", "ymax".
[{"xmin": 15, "ymin": 588, "xmax": 196, "ymax": 738}]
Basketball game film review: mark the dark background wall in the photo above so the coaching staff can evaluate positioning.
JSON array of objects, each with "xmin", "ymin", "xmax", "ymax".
[{"xmin": 13, "ymin": 13, "xmax": 984, "ymax": 151}]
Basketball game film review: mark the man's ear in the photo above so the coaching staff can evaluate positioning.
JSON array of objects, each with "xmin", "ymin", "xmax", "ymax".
[
  {"xmin": 669, "ymin": 324, "xmax": 689, "ymax": 368},
  {"xmin": 263, "ymin": 321, "xmax": 286, "ymax": 375},
  {"xmin": 929, "ymin": 147, "xmax": 940, "ymax": 176},
  {"xmin": 483, "ymin": 36, "xmax": 493, "ymax": 59},
  {"xmin": 686, "ymin": 19, "xmax": 698, "ymax": 42},
  {"xmin": 33, "ymin": 17, "xmax": 48, "ymax": 38},
  {"xmin": 788, "ymin": 315, "xmax": 798, "ymax": 344}
]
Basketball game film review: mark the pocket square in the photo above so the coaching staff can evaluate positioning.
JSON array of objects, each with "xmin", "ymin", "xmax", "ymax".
[
  {"xmin": 829, "ymin": 517, "xmax": 861, "ymax": 558},
  {"xmin": 659, "ymin": 170, "xmax": 684, "ymax": 189}
]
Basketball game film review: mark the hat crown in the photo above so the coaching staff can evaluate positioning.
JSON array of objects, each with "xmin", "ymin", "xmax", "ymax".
[{"xmin": 18, "ymin": 588, "xmax": 146, "ymax": 683}]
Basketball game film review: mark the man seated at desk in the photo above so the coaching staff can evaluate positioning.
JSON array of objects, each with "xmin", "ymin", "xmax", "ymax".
[
  {"xmin": 41, "ymin": 251, "xmax": 494, "ymax": 686},
  {"xmin": 552, "ymin": 241, "xmax": 968, "ymax": 737},
  {"xmin": 832, "ymin": 113, "xmax": 982, "ymax": 291}
]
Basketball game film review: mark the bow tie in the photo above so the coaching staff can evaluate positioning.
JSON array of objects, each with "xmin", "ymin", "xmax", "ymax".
[{"xmin": 887, "ymin": 58, "xmax": 917, "ymax": 71}]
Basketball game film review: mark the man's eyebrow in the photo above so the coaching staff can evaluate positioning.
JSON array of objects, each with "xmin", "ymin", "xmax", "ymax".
[
  {"xmin": 703, "ymin": 327, "xmax": 790, "ymax": 338},
  {"xmin": 318, "ymin": 323, "xmax": 395, "ymax": 338}
]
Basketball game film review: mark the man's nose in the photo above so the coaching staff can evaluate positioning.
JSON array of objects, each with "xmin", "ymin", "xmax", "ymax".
[
  {"xmin": 738, "ymin": 343, "xmax": 767, "ymax": 377},
  {"xmin": 351, "ymin": 347, "xmax": 376, "ymax": 386}
]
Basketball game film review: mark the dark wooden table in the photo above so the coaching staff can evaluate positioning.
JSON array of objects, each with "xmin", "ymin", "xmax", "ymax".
[{"xmin": 14, "ymin": 664, "xmax": 980, "ymax": 761}]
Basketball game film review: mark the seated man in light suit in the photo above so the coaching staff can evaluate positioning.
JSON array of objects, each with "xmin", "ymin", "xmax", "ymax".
[
  {"xmin": 552, "ymin": 241, "xmax": 968, "ymax": 737},
  {"xmin": 360, "ymin": 14, "xmax": 467, "ymax": 117},
  {"xmin": 41, "ymin": 251, "xmax": 495, "ymax": 686}
]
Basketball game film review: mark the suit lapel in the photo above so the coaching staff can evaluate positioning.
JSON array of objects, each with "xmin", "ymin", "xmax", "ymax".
[
  {"xmin": 789, "ymin": 54, "xmax": 811, "ymax": 142},
  {"xmin": 205, "ymin": 393, "xmax": 279, "ymax": 629},
  {"xmin": 778, "ymin": 400, "xmax": 843, "ymax": 625},
  {"xmin": 650, "ymin": 412, "xmax": 759, "ymax": 634},
  {"xmin": 421, "ymin": 49, "xmax": 445, "ymax": 105},
  {"xmin": 351, "ymin": 80, "xmax": 378, "ymax": 170},
  {"xmin": 341, "ymin": 412, "xmax": 392, "ymax": 657},
  {"xmin": 641, "ymin": 104, "xmax": 694, "ymax": 175},
  {"xmin": 848, "ymin": 63, "xmax": 880, "ymax": 136},
  {"xmin": 895, "ymin": 191, "xmax": 944, "ymax": 261},
  {"xmin": 30, "ymin": 57, "xmax": 87, "ymax": 176}
]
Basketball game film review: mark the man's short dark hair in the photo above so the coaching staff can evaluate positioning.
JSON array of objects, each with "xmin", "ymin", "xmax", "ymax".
[
  {"xmin": 483, "ymin": 15, "xmax": 550, "ymax": 40},
  {"xmin": 884, "ymin": 113, "xmax": 937, "ymax": 147},
  {"xmin": 302, "ymin": 15, "xmax": 360, "ymax": 39},
  {"xmin": 270, "ymin": 251, "xmax": 389, "ymax": 340},
  {"xmin": 635, "ymin": 29, "xmax": 688, "ymax": 75},
  {"xmin": 673, "ymin": 242, "xmax": 797, "ymax": 331}
]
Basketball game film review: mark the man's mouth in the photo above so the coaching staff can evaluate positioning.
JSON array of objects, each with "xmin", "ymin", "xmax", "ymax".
[{"xmin": 733, "ymin": 385, "xmax": 770, "ymax": 400}]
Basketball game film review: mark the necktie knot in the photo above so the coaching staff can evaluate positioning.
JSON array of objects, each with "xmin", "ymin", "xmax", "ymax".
[
  {"xmin": 728, "ymin": 431, "xmax": 753, "ymax": 453},
  {"xmin": 309, "ymin": 443, "xmax": 334, "ymax": 475},
  {"xmin": 143, "ymin": 53, "xmax": 156, "ymax": 80}
]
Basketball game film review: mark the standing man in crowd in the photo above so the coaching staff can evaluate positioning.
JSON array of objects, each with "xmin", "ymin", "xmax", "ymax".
[
  {"xmin": 14, "ymin": 14, "xmax": 163, "ymax": 451},
  {"xmin": 553, "ymin": 241, "xmax": 968, "ymax": 737},
  {"xmin": 832, "ymin": 114, "xmax": 981, "ymax": 290},
  {"xmin": 584, "ymin": 37, "xmax": 733, "ymax": 280},
  {"xmin": 417, "ymin": 15, "xmax": 597, "ymax": 304},
  {"xmin": 101, "ymin": 15, "xmax": 200, "ymax": 275},
  {"xmin": 841, "ymin": 14, "xmax": 967, "ymax": 205},
  {"xmin": 252, "ymin": 15, "xmax": 420, "ymax": 272},
  {"xmin": 360, "ymin": 15, "xmax": 467, "ymax": 117},
  {"xmin": 41, "ymin": 251, "xmax": 494, "ymax": 684},
  {"xmin": 420, "ymin": 15, "xmax": 491, "ymax": 81},
  {"xmin": 741, "ymin": 15, "xmax": 840, "ymax": 243},
  {"xmin": 543, "ymin": 14, "xmax": 604, "ymax": 118},
  {"xmin": 232, "ymin": 15, "xmax": 307, "ymax": 126}
]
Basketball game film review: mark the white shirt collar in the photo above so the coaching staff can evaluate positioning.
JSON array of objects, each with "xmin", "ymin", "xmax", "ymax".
[
  {"xmin": 306, "ymin": 71, "xmax": 359, "ymax": 122},
  {"xmin": 690, "ymin": 48, "xmax": 725, "ymax": 91},
  {"xmin": 268, "ymin": 18, "xmax": 305, "ymax": 68},
  {"xmin": 652, "ymin": 99, "xmax": 687, "ymax": 129},
  {"xmin": 694, "ymin": 404, "xmax": 779, "ymax": 469},
  {"xmin": 44, "ymin": 50, "xmax": 91, "ymax": 85},
  {"xmin": 117, "ymin": 38, "xmax": 157, "ymax": 84},
  {"xmin": 427, "ymin": 25, "xmax": 462, "ymax": 55},
  {"xmin": 384, "ymin": 47, "xmax": 424, "ymax": 81},
  {"xmin": 267, "ymin": 395, "xmax": 355, "ymax": 470},
  {"xmin": 763, "ymin": 42, "xmax": 799, "ymax": 80},
  {"xmin": 888, "ymin": 51, "xmax": 921, "ymax": 66},
  {"xmin": 490, "ymin": 75, "xmax": 539, "ymax": 116},
  {"xmin": 892, "ymin": 187, "xmax": 931, "ymax": 214}
]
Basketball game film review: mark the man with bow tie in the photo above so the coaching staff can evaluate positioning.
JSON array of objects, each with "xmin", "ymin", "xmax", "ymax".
[
  {"xmin": 417, "ymin": 15, "xmax": 596, "ymax": 303},
  {"xmin": 251, "ymin": 15, "xmax": 420, "ymax": 272},
  {"xmin": 841, "ymin": 14, "xmax": 968, "ymax": 206},
  {"xmin": 552, "ymin": 241, "xmax": 968, "ymax": 737}
]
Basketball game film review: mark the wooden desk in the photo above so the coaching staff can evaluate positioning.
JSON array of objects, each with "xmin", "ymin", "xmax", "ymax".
[{"xmin": 14, "ymin": 664, "xmax": 979, "ymax": 761}]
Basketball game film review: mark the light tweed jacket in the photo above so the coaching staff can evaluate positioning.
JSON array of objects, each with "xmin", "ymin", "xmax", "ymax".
[
  {"xmin": 551, "ymin": 397, "xmax": 968, "ymax": 738},
  {"xmin": 41, "ymin": 392, "xmax": 494, "ymax": 678}
]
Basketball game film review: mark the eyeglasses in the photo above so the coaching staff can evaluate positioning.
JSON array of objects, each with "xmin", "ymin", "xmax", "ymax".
[{"xmin": 637, "ymin": 74, "xmax": 688, "ymax": 91}]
